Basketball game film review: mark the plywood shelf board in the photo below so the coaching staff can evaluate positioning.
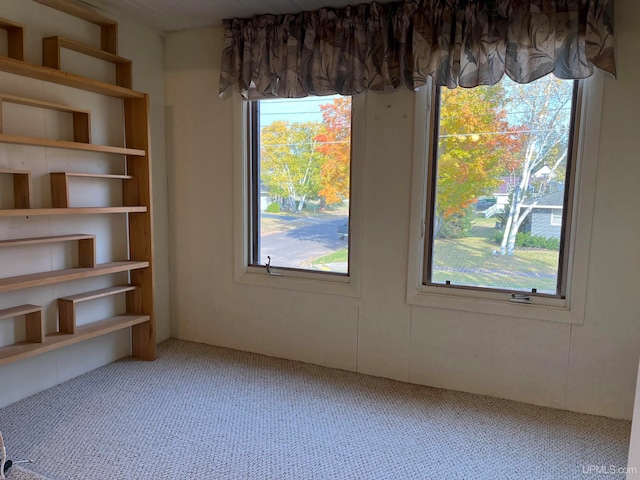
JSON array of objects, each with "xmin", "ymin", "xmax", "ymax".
[
  {"xmin": 0, "ymin": 234, "xmax": 94, "ymax": 247},
  {"xmin": 0, "ymin": 207, "xmax": 147, "ymax": 217},
  {"xmin": 0, "ymin": 94, "xmax": 90, "ymax": 115},
  {"xmin": 0, "ymin": 315, "xmax": 150, "ymax": 367},
  {"xmin": 0, "ymin": 134, "xmax": 144, "ymax": 156},
  {"xmin": 0, "ymin": 57, "xmax": 143, "ymax": 99},
  {"xmin": 0, "ymin": 304, "xmax": 42, "ymax": 320},
  {"xmin": 56, "ymin": 172, "xmax": 134, "ymax": 180},
  {"xmin": 59, "ymin": 284, "xmax": 136, "ymax": 303},
  {"xmin": 0, "ymin": 261, "xmax": 149, "ymax": 293}
]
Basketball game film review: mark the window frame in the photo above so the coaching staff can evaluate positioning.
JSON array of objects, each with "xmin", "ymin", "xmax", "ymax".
[
  {"xmin": 406, "ymin": 74, "xmax": 605, "ymax": 324},
  {"xmin": 232, "ymin": 93, "xmax": 365, "ymax": 297},
  {"xmin": 424, "ymin": 79, "xmax": 580, "ymax": 299},
  {"xmin": 246, "ymin": 98, "xmax": 352, "ymax": 277},
  {"xmin": 550, "ymin": 209, "xmax": 563, "ymax": 226}
]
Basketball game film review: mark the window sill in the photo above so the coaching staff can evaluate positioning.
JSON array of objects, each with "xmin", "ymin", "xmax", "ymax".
[
  {"xmin": 407, "ymin": 286, "xmax": 583, "ymax": 324},
  {"xmin": 235, "ymin": 267, "xmax": 360, "ymax": 297}
]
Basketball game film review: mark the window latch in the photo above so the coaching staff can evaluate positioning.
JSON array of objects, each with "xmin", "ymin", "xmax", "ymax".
[
  {"xmin": 265, "ymin": 256, "xmax": 281, "ymax": 276},
  {"xmin": 509, "ymin": 293, "xmax": 531, "ymax": 304}
]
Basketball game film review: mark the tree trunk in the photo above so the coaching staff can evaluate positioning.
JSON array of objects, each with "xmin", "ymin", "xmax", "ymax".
[
  {"xmin": 296, "ymin": 195, "xmax": 306, "ymax": 213},
  {"xmin": 433, "ymin": 214, "xmax": 443, "ymax": 239}
]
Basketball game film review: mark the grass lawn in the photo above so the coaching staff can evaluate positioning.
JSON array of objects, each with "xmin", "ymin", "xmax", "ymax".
[
  {"xmin": 311, "ymin": 248, "xmax": 349, "ymax": 266},
  {"xmin": 431, "ymin": 217, "xmax": 559, "ymax": 293},
  {"xmin": 307, "ymin": 217, "xmax": 559, "ymax": 293}
]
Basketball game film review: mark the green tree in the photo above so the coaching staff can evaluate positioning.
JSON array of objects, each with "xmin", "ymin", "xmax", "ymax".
[{"xmin": 260, "ymin": 120, "xmax": 326, "ymax": 212}]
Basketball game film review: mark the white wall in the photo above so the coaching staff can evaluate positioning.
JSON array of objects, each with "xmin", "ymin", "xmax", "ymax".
[
  {"xmin": 165, "ymin": 1, "xmax": 640, "ymax": 420},
  {"xmin": 0, "ymin": 0, "xmax": 169, "ymax": 408}
]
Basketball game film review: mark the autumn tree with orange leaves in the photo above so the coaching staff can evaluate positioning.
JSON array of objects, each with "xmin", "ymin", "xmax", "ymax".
[
  {"xmin": 434, "ymin": 85, "xmax": 521, "ymax": 238},
  {"xmin": 315, "ymin": 97, "xmax": 352, "ymax": 205}
]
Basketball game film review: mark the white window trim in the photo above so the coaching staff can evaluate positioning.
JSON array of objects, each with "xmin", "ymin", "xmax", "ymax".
[
  {"xmin": 232, "ymin": 93, "xmax": 366, "ymax": 297},
  {"xmin": 406, "ymin": 73, "xmax": 605, "ymax": 324}
]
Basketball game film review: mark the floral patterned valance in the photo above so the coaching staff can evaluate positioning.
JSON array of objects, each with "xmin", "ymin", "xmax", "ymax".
[{"xmin": 219, "ymin": 0, "xmax": 615, "ymax": 98}]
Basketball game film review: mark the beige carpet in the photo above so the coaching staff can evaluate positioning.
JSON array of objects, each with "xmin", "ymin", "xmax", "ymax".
[
  {"xmin": 0, "ymin": 339, "xmax": 631, "ymax": 479},
  {"xmin": 6, "ymin": 466, "xmax": 51, "ymax": 480}
]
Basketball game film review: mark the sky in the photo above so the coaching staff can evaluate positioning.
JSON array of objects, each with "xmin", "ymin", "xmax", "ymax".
[{"xmin": 258, "ymin": 95, "xmax": 341, "ymax": 126}]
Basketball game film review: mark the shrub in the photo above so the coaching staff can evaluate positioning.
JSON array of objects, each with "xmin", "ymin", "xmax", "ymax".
[
  {"xmin": 515, "ymin": 233, "xmax": 559, "ymax": 250},
  {"xmin": 265, "ymin": 202, "xmax": 281, "ymax": 213},
  {"xmin": 492, "ymin": 231, "xmax": 559, "ymax": 250},
  {"xmin": 439, "ymin": 205, "xmax": 476, "ymax": 239}
]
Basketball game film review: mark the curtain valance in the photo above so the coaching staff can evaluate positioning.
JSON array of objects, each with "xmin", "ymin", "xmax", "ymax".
[{"xmin": 219, "ymin": 0, "xmax": 615, "ymax": 98}]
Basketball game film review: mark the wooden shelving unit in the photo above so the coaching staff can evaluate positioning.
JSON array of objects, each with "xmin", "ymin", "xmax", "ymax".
[{"xmin": 0, "ymin": 0, "xmax": 155, "ymax": 365}]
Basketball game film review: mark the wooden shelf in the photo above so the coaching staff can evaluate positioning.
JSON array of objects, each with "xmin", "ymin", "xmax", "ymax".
[
  {"xmin": 0, "ymin": 94, "xmax": 91, "ymax": 143},
  {"xmin": 0, "ymin": 133, "xmax": 144, "ymax": 156},
  {"xmin": 57, "ymin": 172, "xmax": 134, "ymax": 180},
  {"xmin": 43, "ymin": 36, "xmax": 132, "ymax": 88},
  {"xmin": 51, "ymin": 171, "xmax": 135, "ymax": 208},
  {"xmin": 34, "ymin": 0, "xmax": 118, "ymax": 54},
  {"xmin": 0, "ymin": 206, "xmax": 147, "ymax": 217},
  {"xmin": 0, "ymin": 168, "xmax": 31, "ymax": 208},
  {"xmin": 0, "ymin": 304, "xmax": 44, "ymax": 344},
  {"xmin": 0, "ymin": 314, "xmax": 150, "ymax": 367},
  {"xmin": 0, "ymin": 233, "xmax": 93, "ymax": 246},
  {"xmin": 58, "ymin": 284, "xmax": 137, "ymax": 334},
  {"xmin": 0, "ymin": 304, "xmax": 42, "ymax": 320},
  {"xmin": 0, "ymin": 233, "xmax": 96, "ymax": 268},
  {"xmin": 59, "ymin": 284, "xmax": 136, "ymax": 303},
  {"xmin": 0, "ymin": 17, "xmax": 25, "ymax": 61},
  {"xmin": 0, "ymin": 57, "xmax": 144, "ymax": 99},
  {"xmin": 0, "ymin": 260, "xmax": 149, "ymax": 293}
]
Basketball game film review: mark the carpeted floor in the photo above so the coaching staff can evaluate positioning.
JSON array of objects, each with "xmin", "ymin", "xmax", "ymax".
[
  {"xmin": 5, "ymin": 465, "xmax": 50, "ymax": 480},
  {"xmin": 0, "ymin": 339, "xmax": 632, "ymax": 479}
]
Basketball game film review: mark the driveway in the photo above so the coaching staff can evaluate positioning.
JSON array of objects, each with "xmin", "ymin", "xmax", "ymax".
[{"xmin": 260, "ymin": 213, "xmax": 348, "ymax": 270}]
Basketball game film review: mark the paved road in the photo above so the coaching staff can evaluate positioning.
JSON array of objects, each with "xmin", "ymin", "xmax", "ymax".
[{"xmin": 260, "ymin": 214, "xmax": 348, "ymax": 270}]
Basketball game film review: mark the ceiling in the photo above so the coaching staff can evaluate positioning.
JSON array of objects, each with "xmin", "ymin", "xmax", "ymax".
[{"xmin": 78, "ymin": 0, "xmax": 383, "ymax": 33}]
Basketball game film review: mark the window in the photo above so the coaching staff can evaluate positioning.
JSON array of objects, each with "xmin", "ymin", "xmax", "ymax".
[
  {"xmin": 247, "ymin": 95, "xmax": 353, "ymax": 275},
  {"xmin": 424, "ymin": 76, "xmax": 578, "ymax": 297},
  {"xmin": 550, "ymin": 210, "xmax": 563, "ymax": 226}
]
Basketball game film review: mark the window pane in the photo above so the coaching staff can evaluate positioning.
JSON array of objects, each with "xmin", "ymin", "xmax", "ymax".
[
  {"xmin": 428, "ymin": 76, "xmax": 575, "ymax": 295},
  {"xmin": 254, "ymin": 95, "xmax": 352, "ymax": 274}
]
